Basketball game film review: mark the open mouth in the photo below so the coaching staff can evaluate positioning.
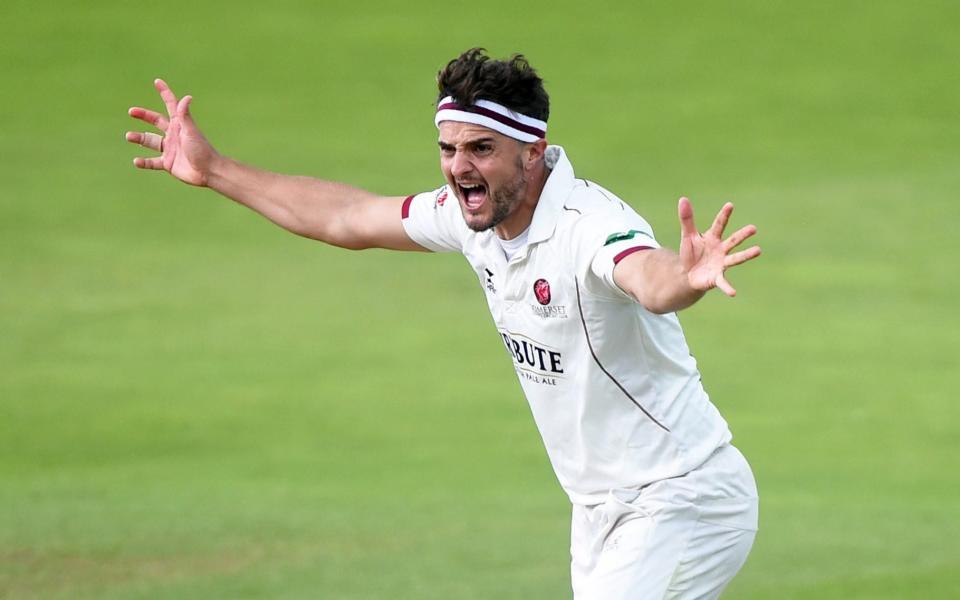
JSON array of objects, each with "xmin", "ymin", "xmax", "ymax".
[{"xmin": 457, "ymin": 182, "xmax": 488, "ymax": 211}]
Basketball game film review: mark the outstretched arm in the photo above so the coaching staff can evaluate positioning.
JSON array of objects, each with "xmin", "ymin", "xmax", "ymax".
[
  {"xmin": 613, "ymin": 197, "xmax": 760, "ymax": 313},
  {"xmin": 126, "ymin": 79, "xmax": 424, "ymax": 251}
]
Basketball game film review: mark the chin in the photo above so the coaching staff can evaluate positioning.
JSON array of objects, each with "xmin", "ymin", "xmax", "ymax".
[
  {"xmin": 464, "ymin": 214, "xmax": 495, "ymax": 232},
  {"xmin": 458, "ymin": 203, "xmax": 494, "ymax": 232}
]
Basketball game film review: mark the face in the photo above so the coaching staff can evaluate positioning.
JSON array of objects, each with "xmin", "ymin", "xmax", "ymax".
[{"xmin": 438, "ymin": 122, "xmax": 527, "ymax": 233}]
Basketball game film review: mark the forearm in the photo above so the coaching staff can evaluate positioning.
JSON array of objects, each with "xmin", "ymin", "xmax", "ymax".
[
  {"xmin": 206, "ymin": 155, "xmax": 392, "ymax": 249},
  {"xmin": 615, "ymin": 249, "xmax": 705, "ymax": 314},
  {"xmin": 128, "ymin": 81, "xmax": 418, "ymax": 251}
]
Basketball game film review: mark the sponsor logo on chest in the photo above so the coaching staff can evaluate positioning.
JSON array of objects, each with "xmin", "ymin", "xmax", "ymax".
[{"xmin": 499, "ymin": 330, "xmax": 564, "ymax": 386}]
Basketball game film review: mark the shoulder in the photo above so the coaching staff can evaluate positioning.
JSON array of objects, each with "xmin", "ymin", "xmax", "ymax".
[
  {"xmin": 405, "ymin": 184, "xmax": 455, "ymax": 213},
  {"xmin": 402, "ymin": 184, "xmax": 473, "ymax": 253},
  {"xmin": 566, "ymin": 179, "xmax": 634, "ymax": 214},
  {"xmin": 558, "ymin": 180, "xmax": 654, "ymax": 241},
  {"xmin": 542, "ymin": 146, "xmax": 639, "ymax": 223}
]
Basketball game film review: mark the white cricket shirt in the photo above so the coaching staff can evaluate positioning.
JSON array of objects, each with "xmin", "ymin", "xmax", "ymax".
[{"xmin": 401, "ymin": 146, "xmax": 732, "ymax": 505}]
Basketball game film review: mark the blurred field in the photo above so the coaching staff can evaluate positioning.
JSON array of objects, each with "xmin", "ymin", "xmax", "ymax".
[{"xmin": 2, "ymin": 0, "xmax": 959, "ymax": 598}]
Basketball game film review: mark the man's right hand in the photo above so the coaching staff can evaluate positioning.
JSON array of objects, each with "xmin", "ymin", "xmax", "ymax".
[{"xmin": 126, "ymin": 79, "xmax": 217, "ymax": 187}]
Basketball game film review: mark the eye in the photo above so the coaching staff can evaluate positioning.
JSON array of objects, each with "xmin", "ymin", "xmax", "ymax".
[{"xmin": 474, "ymin": 143, "xmax": 493, "ymax": 155}]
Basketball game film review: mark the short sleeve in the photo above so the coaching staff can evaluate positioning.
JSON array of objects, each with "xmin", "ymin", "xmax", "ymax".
[
  {"xmin": 400, "ymin": 185, "xmax": 468, "ymax": 253},
  {"xmin": 573, "ymin": 209, "xmax": 661, "ymax": 300}
]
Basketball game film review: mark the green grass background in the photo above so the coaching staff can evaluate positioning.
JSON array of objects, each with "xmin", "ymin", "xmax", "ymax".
[{"xmin": 2, "ymin": 0, "xmax": 959, "ymax": 598}]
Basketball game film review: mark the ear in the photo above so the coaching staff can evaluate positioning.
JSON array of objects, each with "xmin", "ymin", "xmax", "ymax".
[{"xmin": 522, "ymin": 139, "xmax": 548, "ymax": 171}]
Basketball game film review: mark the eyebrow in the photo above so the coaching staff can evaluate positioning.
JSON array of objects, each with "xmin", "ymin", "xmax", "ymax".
[{"xmin": 437, "ymin": 137, "xmax": 496, "ymax": 149}]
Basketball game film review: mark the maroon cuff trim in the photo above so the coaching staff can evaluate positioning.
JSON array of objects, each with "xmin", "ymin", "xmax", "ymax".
[
  {"xmin": 613, "ymin": 246, "xmax": 654, "ymax": 264},
  {"xmin": 401, "ymin": 195, "xmax": 414, "ymax": 219}
]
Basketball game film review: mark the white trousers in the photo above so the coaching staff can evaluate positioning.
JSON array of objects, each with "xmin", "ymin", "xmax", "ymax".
[{"xmin": 570, "ymin": 444, "xmax": 758, "ymax": 600}]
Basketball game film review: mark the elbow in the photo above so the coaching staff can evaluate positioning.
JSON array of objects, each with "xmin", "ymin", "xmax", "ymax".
[
  {"xmin": 299, "ymin": 219, "xmax": 374, "ymax": 251},
  {"xmin": 638, "ymin": 294, "xmax": 674, "ymax": 315},
  {"xmin": 643, "ymin": 302, "xmax": 674, "ymax": 315},
  {"xmin": 334, "ymin": 239, "xmax": 376, "ymax": 251},
  {"xmin": 639, "ymin": 289, "xmax": 701, "ymax": 314},
  {"xmin": 633, "ymin": 286, "xmax": 684, "ymax": 314},
  {"xmin": 625, "ymin": 285, "xmax": 661, "ymax": 314},
  {"xmin": 620, "ymin": 285, "xmax": 670, "ymax": 314},
  {"xmin": 300, "ymin": 229, "xmax": 372, "ymax": 251}
]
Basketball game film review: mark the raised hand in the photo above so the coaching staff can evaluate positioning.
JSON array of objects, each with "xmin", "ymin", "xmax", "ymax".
[
  {"xmin": 678, "ymin": 197, "xmax": 760, "ymax": 297},
  {"xmin": 126, "ymin": 79, "xmax": 217, "ymax": 186}
]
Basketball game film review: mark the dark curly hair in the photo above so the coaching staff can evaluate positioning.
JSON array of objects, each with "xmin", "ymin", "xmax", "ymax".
[{"xmin": 437, "ymin": 48, "xmax": 550, "ymax": 122}]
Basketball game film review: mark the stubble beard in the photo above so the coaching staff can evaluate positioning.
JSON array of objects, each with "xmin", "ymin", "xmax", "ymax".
[{"xmin": 465, "ymin": 160, "xmax": 527, "ymax": 233}]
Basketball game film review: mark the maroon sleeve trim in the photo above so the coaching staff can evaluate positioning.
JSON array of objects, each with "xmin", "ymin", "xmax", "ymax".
[
  {"xmin": 401, "ymin": 195, "xmax": 415, "ymax": 219},
  {"xmin": 613, "ymin": 246, "xmax": 654, "ymax": 264}
]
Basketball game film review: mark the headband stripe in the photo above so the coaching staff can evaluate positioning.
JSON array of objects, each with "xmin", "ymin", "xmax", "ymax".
[
  {"xmin": 437, "ymin": 102, "xmax": 546, "ymax": 138},
  {"xmin": 435, "ymin": 96, "xmax": 547, "ymax": 142}
]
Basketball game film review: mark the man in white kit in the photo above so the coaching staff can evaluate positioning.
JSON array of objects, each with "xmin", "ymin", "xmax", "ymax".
[{"xmin": 126, "ymin": 48, "xmax": 761, "ymax": 599}]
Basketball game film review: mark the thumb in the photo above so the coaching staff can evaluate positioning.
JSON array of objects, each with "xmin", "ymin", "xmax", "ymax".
[
  {"xmin": 177, "ymin": 95, "xmax": 193, "ymax": 118},
  {"xmin": 678, "ymin": 197, "xmax": 698, "ymax": 239}
]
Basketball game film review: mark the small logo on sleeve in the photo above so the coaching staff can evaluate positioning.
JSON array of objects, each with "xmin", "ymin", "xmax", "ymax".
[
  {"xmin": 604, "ymin": 229, "xmax": 652, "ymax": 246},
  {"xmin": 434, "ymin": 187, "xmax": 448, "ymax": 209}
]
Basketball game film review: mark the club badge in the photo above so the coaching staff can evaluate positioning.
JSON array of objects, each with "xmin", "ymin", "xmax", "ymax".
[{"xmin": 534, "ymin": 278, "xmax": 551, "ymax": 305}]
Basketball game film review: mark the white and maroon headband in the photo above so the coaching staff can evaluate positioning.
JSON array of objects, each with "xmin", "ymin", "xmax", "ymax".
[{"xmin": 434, "ymin": 96, "xmax": 547, "ymax": 143}]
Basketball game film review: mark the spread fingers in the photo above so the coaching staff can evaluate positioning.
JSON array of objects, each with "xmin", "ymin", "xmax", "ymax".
[
  {"xmin": 722, "ymin": 224, "xmax": 758, "ymax": 252},
  {"xmin": 128, "ymin": 107, "xmax": 169, "ymax": 131},
  {"xmin": 724, "ymin": 246, "xmax": 762, "ymax": 268},
  {"xmin": 125, "ymin": 131, "xmax": 164, "ymax": 152},
  {"xmin": 132, "ymin": 156, "xmax": 165, "ymax": 170}
]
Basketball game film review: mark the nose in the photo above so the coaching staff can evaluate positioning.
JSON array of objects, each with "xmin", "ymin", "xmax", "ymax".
[{"xmin": 450, "ymin": 150, "xmax": 473, "ymax": 179}]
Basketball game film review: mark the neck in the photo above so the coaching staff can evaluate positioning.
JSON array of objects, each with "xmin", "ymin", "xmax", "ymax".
[{"xmin": 493, "ymin": 159, "xmax": 550, "ymax": 240}]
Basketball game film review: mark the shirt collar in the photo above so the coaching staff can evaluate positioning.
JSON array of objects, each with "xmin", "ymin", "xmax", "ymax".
[{"xmin": 528, "ymin": 145, "xmax": 575, "ymax": 245}]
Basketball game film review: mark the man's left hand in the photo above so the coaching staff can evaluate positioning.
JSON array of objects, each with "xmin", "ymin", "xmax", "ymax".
[{"xmin": 678, "ymin": 197, "xmax": 761, "ymax": 297}]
